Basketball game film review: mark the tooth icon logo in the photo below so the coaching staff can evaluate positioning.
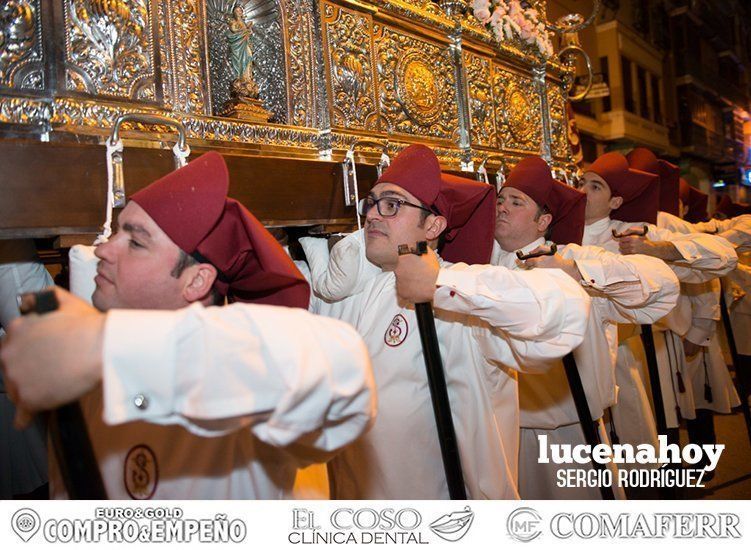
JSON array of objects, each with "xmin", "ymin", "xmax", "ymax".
[
  {"xmin": 429, "ymin": 506, "xmax": 475, "ymax": 542},
  {"xmin": 12, "ymin": 508, "xmax": 41, "ymax": 542}
]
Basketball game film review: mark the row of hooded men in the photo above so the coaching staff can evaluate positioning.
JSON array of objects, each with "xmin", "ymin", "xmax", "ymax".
[{"xmin": 1, "ymin": 144, "xmax": 750, "ymax": 500}]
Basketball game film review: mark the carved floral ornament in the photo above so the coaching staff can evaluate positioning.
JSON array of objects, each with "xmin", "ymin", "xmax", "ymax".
[
  {"xmin": 0, "ymin": 1, "xmax": 38, "ymax": 87},
  {"xmin": 472, "ymin": 0, "xmax": 553, "ymax": 58},
  {"xmin": 64, "ymin": 0, "xmax": 154, "ymax": 98}
]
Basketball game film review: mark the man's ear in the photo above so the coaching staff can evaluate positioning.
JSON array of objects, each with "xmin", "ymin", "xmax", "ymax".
[
  {"xmin": 536, "ymin": 212, "xmax": 553, "ymax": 234},
  {"xmin": 183, "ymin": 263, "xmax": 218, "ymax": 304},
  {"xmin": 425, "ymin": 215, "xmax": 448, "ymax": 242},
  {"xmin": 609, "ymin": 195, "xmax": 624, "ymax": 210}
]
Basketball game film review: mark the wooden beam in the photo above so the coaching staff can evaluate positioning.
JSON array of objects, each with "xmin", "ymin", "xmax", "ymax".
[{"xmin": 0, "ymin": 140, "xmax": 379, "ymax": 239}]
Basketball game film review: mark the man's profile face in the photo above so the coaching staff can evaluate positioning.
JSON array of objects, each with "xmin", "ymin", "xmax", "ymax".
[
  {"xmin": 494, "ymin": 187, "xmax": 546, "ymax": 250},
  {"xmin": 92, "ymin": 202, "xmax": 189, "ymax": 311},
  {"xmin": 364, "ymin": 182, "xmax": 436, "ymax": 270},
  {"xmin": 579, "ymin": 172, "xmax": 617, "ymax": 223}
]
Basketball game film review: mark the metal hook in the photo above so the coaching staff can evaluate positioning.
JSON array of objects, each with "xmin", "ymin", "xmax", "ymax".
[
  {"xmin": 478, "ymin": 154, "xmax": 507, "ymax": 190},
  {"xmin": 346, "ymin": 139, "xmax": 390, "ymax": 175},
  {"xmin": 106, "ymin": 113, "xmax": 190, "ymax": 208},
  {"xmin": 342, "ymin": 139, "xmax": 390, "ymax": 207},
  {"xmin": 110, "ymin": 113, "xmax": 189, "ymax": 161},
  {"xmin": 552, "ymin": 166, "xmax": 570, "ymax": 186}
]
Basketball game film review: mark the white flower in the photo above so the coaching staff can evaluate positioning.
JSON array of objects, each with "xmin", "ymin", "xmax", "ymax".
[
  {"xmin": 473, "ymin": 0, "xmax": 554, "ymax": 58},
  {"xmin": 473, "ymin": 0, "xmax": 492, "ymax": 22}
]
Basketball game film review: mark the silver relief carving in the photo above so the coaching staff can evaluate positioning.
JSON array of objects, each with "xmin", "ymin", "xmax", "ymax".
[
  {"xmin": 2, "ymin": 0, "xmax": 571, "ymax": 171},
  {"xmin": 156, "ymin": 1, "xmax": 174, "ymax": 109},
  {"xmin": 0, "ymin": 0, "xmax": 44, "ymax": 90},
  {"xmin": 0, "ymin": 95, "xmax": 51, "ymax": 125},
  {"xmin": 283, "ymin": 0, "xmax": 316, "ymax": 127},
  {"xmin": 63, "ymin": 0, "xmax": 155, "ymax": 99},
  {"xmin": 170, "ymin": 0, "xmax": 210, "ymax": 114},
  {"xmin": 206, "ymin": 0, "xmax": 235, "ymax": 115},
  {"xmin": 49, "ymin": 97, "xmax": 318, "ymax": 149},
  {"xmin": 253, "ymin": 16, "xmax": 288, "ymax": 122}
]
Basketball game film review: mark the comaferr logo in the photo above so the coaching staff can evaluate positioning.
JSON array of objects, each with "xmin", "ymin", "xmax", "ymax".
[
  {"xmin": 550, "ymin": 513, "xmax": 742, "ymax": 539},
  {"xmin": 429, "ymin": 507, "xmax": 475, "ymax": 542},
  {"xmin": 507, "ymin": 507, "xmax": 542, "ymax": 542}
]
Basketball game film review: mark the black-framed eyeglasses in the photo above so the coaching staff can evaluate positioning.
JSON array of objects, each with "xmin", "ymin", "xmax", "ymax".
[{"xmin": 357, "ymin": 196, "xmax": 434, "ymax": 218}]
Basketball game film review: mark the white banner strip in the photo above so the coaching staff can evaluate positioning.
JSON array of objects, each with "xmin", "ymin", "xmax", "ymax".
[{"xmin": 2, "ymin": 500, "xmax": 749, "ymax": 549}]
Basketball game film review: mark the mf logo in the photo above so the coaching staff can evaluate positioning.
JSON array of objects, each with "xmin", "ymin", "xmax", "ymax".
[{"xmin": 507, "ymin": 507, "xmax": 542, "ymax": 542}]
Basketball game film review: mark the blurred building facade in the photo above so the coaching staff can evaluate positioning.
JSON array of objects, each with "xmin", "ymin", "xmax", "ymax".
[{"xmin": 547, "ymin": 0, "xmax": 751, "ymax": 206}]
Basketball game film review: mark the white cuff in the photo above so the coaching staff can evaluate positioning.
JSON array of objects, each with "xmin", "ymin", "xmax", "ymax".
[
  {"xmin": 685, "ymin": 325, "xmax": 712, "ymax": 347},
  {"xmin": 670, "ymin": 240, "xmax": 701, "ymax": 264},
  {"xmin": 575, "ymin": 258, "xmax": 608, "ymax": 289},
  {"xmin": 101, "ymin": 309, "xmax": 178, "ymax": 425},
  {"xmin": 435, "ymin": 267, "xmax": 477, "ymax": 296}
]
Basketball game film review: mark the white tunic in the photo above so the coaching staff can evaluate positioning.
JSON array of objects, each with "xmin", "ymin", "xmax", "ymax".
[
  {"xmin": 686, "ymin": 214, "xmax": 751, "ymax": 253},
  {"xmin": 492, "ymin": 238, "xmax": 678, "ymax": 499},
  {"xmin": 681, "ymin": 279, "xmax": 741, "ymax": 413},
  {"xmin": 658, "ymin": 212, "xmax": 751, "ymax": 356},
  {"xmin": 51, "ymin": 303, "xmax": 376, "ymax": 499},
  {"xmin": 725, "ymin": 255, "xmax": 751, "ymax": 355},
  {"xmin": 299, "ymin": 235, "xmax": 591, "ymax": 499},
  {"xmin": 657, "ymin": 212, "xmax": 742, "ymax": 413},
  {"xmin": 495, "ymin": 239, "xmax": 680, "ymax": 427},
  {"xmin": 582, "ymin": 217, "xmax": 737, "ymax": 438}
]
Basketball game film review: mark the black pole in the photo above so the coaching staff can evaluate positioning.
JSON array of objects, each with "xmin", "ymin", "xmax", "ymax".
[
  {"xmin": 399, "ymin": 242, "xmax": 467, "ymax": 500},
  {"xmin": 20, "ymin": 290, "xmax": 107, "ymax": 499},
  {"xmin": 719, "ymin": 284, "xmax": 751, "ymax": 446},
  {"xmin": 640, "ymin": 324, "xmax": 678, "ymax": 499},
  {"xmin": 640, "ymin": 324, "xmax": 669, "ymax": 435},
  {"xmin": 517, "ymin": 244, "xmax": 617, "ymax": 498},
  {"xmin": 562, "ymin": 353, "xmax": 616, "ymax": 500}
]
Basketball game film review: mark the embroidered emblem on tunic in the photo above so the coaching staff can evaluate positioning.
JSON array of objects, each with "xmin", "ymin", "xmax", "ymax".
[
  {"xmin": 384, "ymin": 313, "xmax": 409, "ymax": 347},
  {"xmin": 124, "ymin": 444, "xmax": 158, "ymax": 500}
]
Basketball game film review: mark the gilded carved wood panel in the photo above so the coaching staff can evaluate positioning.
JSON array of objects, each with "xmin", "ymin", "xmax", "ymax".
[
  {"xmin": 322, "ymin": 2, "xmax": 378, "ymax": 132},
  {"xmin": 492, "ymin": 64, "xmax": 542, "ymax": 154},
  {"xmin": 547, "ymin": 82, "xmax": 570, "ymax": 159},
  {"xmin": 374, "ymin": 24, "xmax": 458, "ymax": 141},
  {"xmin": 464, "ymin": 51, "xmax": 497, "ymax": 149}
]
